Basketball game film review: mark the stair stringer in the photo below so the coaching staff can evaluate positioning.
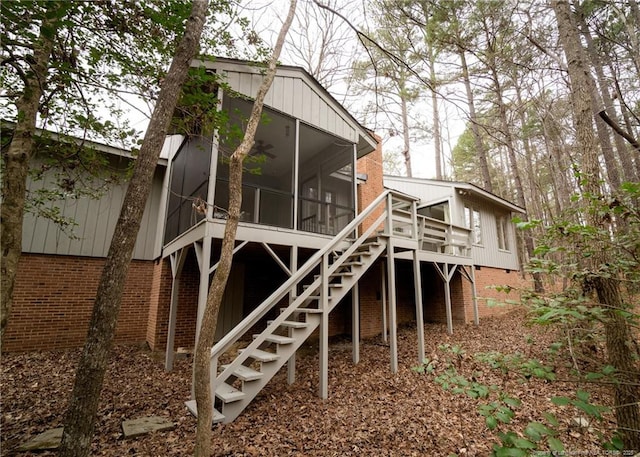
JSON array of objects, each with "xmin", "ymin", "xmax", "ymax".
[
  {"xmin": 216, "ymin": 237, "xmax": 388, "ymax": 423},
  {"xmin": 194, "ymin": 190, "xmax": 419, "ymax": 424}
]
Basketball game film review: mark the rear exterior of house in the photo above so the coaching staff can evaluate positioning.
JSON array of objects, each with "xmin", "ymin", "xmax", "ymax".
[{"xmin": 5, "ymin": 57, "xmax": 527, "ymax": 423}]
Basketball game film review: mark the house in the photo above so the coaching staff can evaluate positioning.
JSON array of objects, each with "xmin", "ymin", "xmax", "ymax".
[{"xmin": 5, "ymin": 57, "xmax": 526, "ymax": 424}]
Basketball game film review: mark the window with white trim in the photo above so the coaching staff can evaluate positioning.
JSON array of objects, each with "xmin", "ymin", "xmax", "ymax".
[
  {"xmin": 464, "ymin": 205, "xmax": 482, "ymax": 245},
  {"xmin": 497, "ymin": 215, "xmax": 510, "ymax": 251}
]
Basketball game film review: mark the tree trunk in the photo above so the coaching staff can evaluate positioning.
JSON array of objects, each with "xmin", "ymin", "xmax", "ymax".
[
  {"xmin": 458, "ymin": 49, "xmax": 492, "ymax": 192},
  {"xmin": 580, "ymin": 18, "xmax": 636, "ymax": 183},
  {"xmin": 192, "ymin": 3, "xmax": 296, "ymax": 456},
  {"xmin": 428, "ymin": 41, "xmax": 443, "ymax": 180},
  {"xmin": 58, "ymin": 2, "xmax": 208, "ymax": 456},
  {"xmin": 552, "ymin": 0, "xmax": 640, "ymax": 451},
  {"xmin": 485, "ymin": 39, "xmax": 544, "ymax": 292},
  {"xmin": 0, "ymin": 2, "xmax": 64, "ymax": 344},
  {"xmin": 400, "ymin": 94, "xmax": 412, "ymax": 177},
  {"xmin": 595, "ymin": 277, "xmax": 640, "ymax": 451}
]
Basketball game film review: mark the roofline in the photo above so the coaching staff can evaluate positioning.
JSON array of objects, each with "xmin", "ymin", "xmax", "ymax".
[
  {"xmin": 193, "ymin": 56, "xmax": 379, "ymax": 153},
  {"xmin": 1, "ymin": 121, "xmax": 168, "ymax": 166},
  {"xmin": 384, "ymin": 175, "xmax": 525, "ymax": 213}
]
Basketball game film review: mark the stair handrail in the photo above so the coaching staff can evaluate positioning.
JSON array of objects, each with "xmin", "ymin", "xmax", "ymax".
[
  {"xmin": 212, "ymin": 204, "xmax": 393, "ymax": 392},
  {"xmin": 209, "ymin": 189, "xmax": 413, "ymax": 360}
]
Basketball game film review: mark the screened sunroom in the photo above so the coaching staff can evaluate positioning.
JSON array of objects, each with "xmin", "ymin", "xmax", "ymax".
[{"xmin": 163, "ymin": 58, "xmax": 377, "ymax": 249}]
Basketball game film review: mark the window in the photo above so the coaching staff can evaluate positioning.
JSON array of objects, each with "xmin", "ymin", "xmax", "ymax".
[
  {"xmin": 497, "ymin": 215, "xmax": 510, "ymax": 251},
  {"xmin": 464, "ymin": 205, "xmax": 482, "ymax": 245}
]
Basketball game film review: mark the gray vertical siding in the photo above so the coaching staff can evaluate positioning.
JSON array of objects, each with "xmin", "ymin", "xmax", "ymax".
[
  {"xmin": 222, "ymin": 69, "xmax": 357, "ymax": 143},
  {"xmin": 23, "ymin": 157, "xmax": 166, "ymax": 260},
  {"xmin": 384, "ymin": 176, "xmax": 521, "ymax": 270}
]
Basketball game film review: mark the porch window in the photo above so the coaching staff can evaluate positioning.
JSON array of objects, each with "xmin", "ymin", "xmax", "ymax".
[
  {"xmin": 497, "ymin": 215, "xmax": 510, "ymax": 251},
  {"xmin": 419, "ymin": 201, "xmax": 450, "ymax": 222},
  {"xmin": 464, "ymin": 205, "xmax": 482, "ymax": 245},
  {"xmin": 215, "ymin": 96, "xmax": 295, "ymax": 229},
  {"xmin": 297, "ymin": 123, "xmax": 355, "ymax": 236},
  {"xmin": 164, "ymin": 136, "xmax": 212, "ymax": 243}
]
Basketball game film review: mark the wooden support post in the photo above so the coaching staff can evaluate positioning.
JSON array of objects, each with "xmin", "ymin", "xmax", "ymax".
[
  {"xmin": 352, "ymin": 283, "xmax": 360, "ymax": 364},
  {"xmin": 387, "ymin": 239, "xmax": 398, "ymax": 373},
  {"xmin": 470, "ymin": 266, "xmax": 479, "ymax": 325},
  {"xmin": 194, "ymin": 237, "xmax": 212, "ymax": 343},
  {"xmin": 381, "ymin": 256, "xmax": 388, "ymax": 343},
  {"xmin": 413, "ymin": 251, "xmax": 425, "ymax": 364},
  {"xmin": 444, "ymin": 263, "xmax": 453, "ymax": 335},
  {"xmin": 319, "ymin": 253, "xmax": 329, "ymax": 399},
  {"xmin": 165, "ymin": 248, "xmax": 187, "ymax": 372},
  {"xmin": 288, "ymin": 245, "xmax": 298, "ymax": 385}
]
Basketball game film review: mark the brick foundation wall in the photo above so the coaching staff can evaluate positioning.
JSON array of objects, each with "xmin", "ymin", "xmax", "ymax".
[
  {"xmin": 146, "ymin": 259, "xmax": 172, "ymax": 350},
  {"xmin": 4, "ymin": 253, "xmax": 156, "ymax": 352},
  {"xmin": 172, "ymin": 253, "xmax": 199, "ymax": 351},
  {"xmin": 461, "ymin": 266, "xmax": 525, "ymax": 321}
]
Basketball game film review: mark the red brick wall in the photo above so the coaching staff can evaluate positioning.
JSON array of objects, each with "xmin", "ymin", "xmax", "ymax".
[
  {"xmin": 357, "ymin": 135, "xmax": 385, "ymax": 234},
  {"xmin": 461, "ymin": 266, "xmax": 525, "ymax": 321},
  {"xmin": 146, "ymin": 259, "xmax": 172, "ymax": 350},
  {"xmin": 4, "ymin": 253, "xmax": 155, "ymax": 352}
]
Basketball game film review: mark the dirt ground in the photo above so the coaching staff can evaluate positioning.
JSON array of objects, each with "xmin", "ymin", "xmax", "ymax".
[{"xmin": 1, "ymin": 310, "xmax": 616, "ymax": 456}]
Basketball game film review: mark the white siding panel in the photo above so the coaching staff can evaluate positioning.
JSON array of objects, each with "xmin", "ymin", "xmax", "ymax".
[
  {"xmin": 318, "ymin": 100, "xmax": 328, "ymax": 129},
  {"xmin": 326, "ymin": 108, "xmax": 336, "ymax": 133},
  {"xmin": 271, "ymin": 77, "xmax": 285, "ymax": 112},
  {"xmin": 251, "ymin": 73, "xmax": 263, "ymax": 98},
  {"xmin": 238, "ymin": 73, "xmax": 253, "ymax": 96},
  {"xmin": 310, "ymin": 90, "xmax": 320, "ymax": 126},
  {"xmin": 301, "ymin": 83, "xmax": 312, "ymax": 122},
  {"xmin": 282, "ymin": 77, "xmax": 294, "ymax": 114},
  {"xmin": 292, "ymin": 79, "xmax": 304, "ymax": 119},
  {"xmin": 224, "ymin": 71, "xmax": 240, "ymax": 92}
]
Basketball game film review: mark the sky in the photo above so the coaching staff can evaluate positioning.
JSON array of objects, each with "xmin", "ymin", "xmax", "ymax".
[
  {"xmin": 125, "ymin": 0, "xmax": 467, "ymax": 179},
  {"xmin": 266, "ymin": 0, "xmax": 467, "ymax": 179}
]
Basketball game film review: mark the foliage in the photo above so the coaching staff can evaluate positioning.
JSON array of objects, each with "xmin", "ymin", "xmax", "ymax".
[
  {"xmin": 413, "ymin": 342, "xmax": 571, "ymax": 455},
  {"xmin": 0, "ymin": 0, "xmax": 262, "ymax": 227}
]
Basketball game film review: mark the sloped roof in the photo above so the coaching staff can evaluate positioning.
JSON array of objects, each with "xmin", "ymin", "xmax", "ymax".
[{"xmin": 384, "ymin": 175, "xmax": 525, "ymax": 213}]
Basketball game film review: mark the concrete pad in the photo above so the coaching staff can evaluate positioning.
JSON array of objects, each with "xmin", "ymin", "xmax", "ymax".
[
  {"xmin": 18, "ymin": 427, "xmax": 63, "ymax": 451},
  {"xmin": 121, "ymin": 416, "xmax": 175, "ymax": 438}
]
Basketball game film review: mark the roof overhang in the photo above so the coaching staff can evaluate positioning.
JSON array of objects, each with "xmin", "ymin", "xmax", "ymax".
[{"xmin": 2, "ymin": 121, "xmax": 168, "ymax": 167}]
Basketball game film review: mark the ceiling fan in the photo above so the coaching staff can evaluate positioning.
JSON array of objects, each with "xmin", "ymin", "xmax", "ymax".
[{"xmin": 249, "ymin": 140, "xmax": 276, "ymax": 159}]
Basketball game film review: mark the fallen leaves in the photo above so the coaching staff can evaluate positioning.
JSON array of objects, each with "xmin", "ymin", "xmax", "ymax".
[{"xmin": 1, "ymin": 310, "xmax": 614, "ymax": 456}]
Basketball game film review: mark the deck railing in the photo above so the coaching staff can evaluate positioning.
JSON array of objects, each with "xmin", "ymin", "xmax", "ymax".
[{"xmin": 417, "ymin": 215, "xmax": 472, "ymax": 257}]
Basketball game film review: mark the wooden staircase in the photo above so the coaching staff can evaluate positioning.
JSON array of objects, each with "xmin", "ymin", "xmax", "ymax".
[{"xmin": 186, "ymin": 190, "xmax": 419, "ymax": 424}]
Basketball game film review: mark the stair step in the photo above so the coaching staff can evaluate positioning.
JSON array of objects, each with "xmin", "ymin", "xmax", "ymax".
[
  {"xmin": 307, "ymin": 294, "xmax": 335, "ymax": 302},
  {"xmin": 239, "ymin": 348, "xmax": 279, "ymax": 362},
  {"xmin": 291, "ymin": 308, "xmax": 323, "ymax": 314},
  {"xmin": 268, "ymin": 320, "xmax": 308, "ymax": 329},
  {"xmin": 185, "ymin": 400, "xmax": 225, "ymax": 423},
  {"xmin": 220, "ymin": 364, "xmax": 263, "ymax": 381},
  {"xmin": 255, "ymin": 334, "xmax": 295, "ymax": 345},
  {"xmin": 329, "ymin": 283, "xmax": 344, "ymax": 288},
  {"xmin": 215, "ymin": 382, "xmax": 245, "ymax": 403},
  {"xmin": 334, "ymin": 270, "xmax": 354, "ymax": 277},
  {"xmin": 342, "ymin": 260, "xmax": 363, "ymax": 266}
]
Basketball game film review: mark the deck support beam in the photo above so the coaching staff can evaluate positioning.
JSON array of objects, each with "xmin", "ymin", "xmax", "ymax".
[
  {"xmin": 434, "ymin": 262, "xmax": 457, "ymax": 335},
  {"xmin": 352, "ymin": 284, "xmax": 360, "ymax": 364},
  {"xmin": 319, "ymin": 253, "xmax": 330, "ymax": 400},
  {"xmin": 413, "ymin": 251, "xmax": 425, "ymax": 363},
  {"xmin": 459, "ymin": 265, "xmax": 479, "ymax": 325},
  {"xmin": 387, "ymin": 240, "xmax": 398, "ymax": 373},
  {"xmin": 287, "ymin": 245, "xmax": 298, "ymax": 385},
  {"xmin": 165, "ymin": 247, "xmax": 188, "ymax": 372},
  {"xmin": 381, "ymin": 261, "xmax": 388, "ymax": 343}
]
